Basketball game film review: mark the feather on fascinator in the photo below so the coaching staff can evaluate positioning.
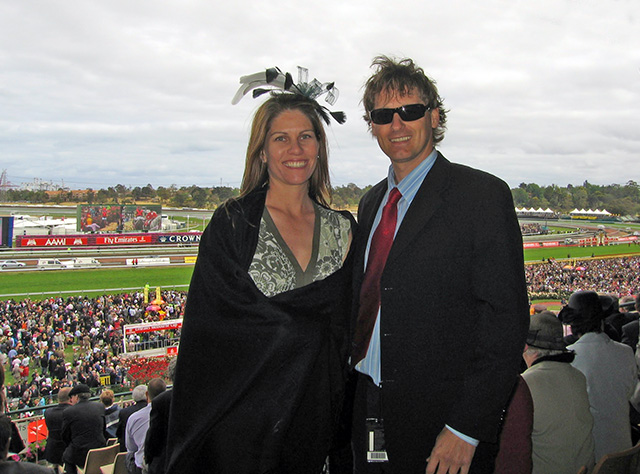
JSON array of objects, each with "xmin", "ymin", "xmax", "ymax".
[{"xmin": 231, "ymin": 66, "xmax": 346, "ymax": 124}]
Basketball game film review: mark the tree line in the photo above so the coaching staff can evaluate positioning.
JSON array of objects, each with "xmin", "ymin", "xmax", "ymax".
[
  {"xmin": 513, "ymin": 180, "xmax": 640, "ymax": 216},
  {"xmin": 4, "ymin": 180, "xmax": 639, "ymax": 216}
]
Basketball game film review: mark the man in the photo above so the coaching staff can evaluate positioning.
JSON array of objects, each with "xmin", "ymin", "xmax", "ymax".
[
  {"xmin": 116, "ymin": 385, "xmax": 147, "ymax": 452},
  {"xmin": 600, "ymin": 293, "xmax": 628, "ymax": 341},
  {"xmin": 559, "ymin": 290, "xmax": 637, "ymax": 461},
  {"xmin": 0, "ymin": 414, "xmax": 56, "ymax": 474},
  {"xmin": 125, "ymin": 379, "xmax": 166, "ymax": 474},
  {"xmin": 43, "ymin": 387, "xmax": 72, "ymax": 473},
  {"xmin": 61, "ymin": 384, "xmax": 106, "ymax": 474},
  {"xmin": 521, "ymin": 311, "xmax": 595, "ymax": 473},
  {"xmin": 351, "ymin": 56, "xmax": 529, "ymax": 473},
  {"xmin": 620, "ymin": 295, "xmax": 640, "ymax": 351}
]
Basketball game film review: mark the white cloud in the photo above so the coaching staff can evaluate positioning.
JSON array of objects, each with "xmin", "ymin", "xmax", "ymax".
[{"xmin": 1, "ymin": 0, "xmax": 639, "ymax": 190}]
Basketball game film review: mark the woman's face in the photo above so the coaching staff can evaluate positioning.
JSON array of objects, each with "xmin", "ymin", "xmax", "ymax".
[{"xmin": 262, "ymin": 109, "xmax": 319, "ymax": 190}]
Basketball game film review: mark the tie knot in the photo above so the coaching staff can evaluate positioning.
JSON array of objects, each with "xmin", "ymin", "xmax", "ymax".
[{"xmin": 387, "ymin": 187, "xmax": 402, "ymax": 205}]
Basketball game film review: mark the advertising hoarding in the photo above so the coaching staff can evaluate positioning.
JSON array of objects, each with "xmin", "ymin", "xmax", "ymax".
[
  {"xmin": 0, "ymin": 216, "xmax": 14, "ymax": 248},
  {"xmin": 77, "ymin": 204, "xmax": 162, "ymax": 232}
]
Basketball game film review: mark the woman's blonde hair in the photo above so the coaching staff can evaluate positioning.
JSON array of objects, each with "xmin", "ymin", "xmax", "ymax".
[{"xmin": 240, "ymin": 94, "xmax": 332, "ymax": 207}]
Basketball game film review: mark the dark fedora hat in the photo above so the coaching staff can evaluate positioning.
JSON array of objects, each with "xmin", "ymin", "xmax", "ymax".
[
  {"xmin": 69, "ymin": 384, "xmax": 91, "ymax": 396},
  {"xmin": 527, "ymin": 311, "xmax": 566, "ymax": 351}
]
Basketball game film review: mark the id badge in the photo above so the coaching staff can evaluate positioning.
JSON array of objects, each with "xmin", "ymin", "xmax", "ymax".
[{"xmin": 365, "ymin": 418, "xmax": 389, "ymax": 463}]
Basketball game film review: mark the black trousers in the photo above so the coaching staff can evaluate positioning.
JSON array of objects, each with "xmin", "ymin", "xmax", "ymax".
[
  {"xmin": 351, "ymin": 372, "xmax": 497, "ymax": 474},
  {"xmin": 352, "ymin": 373, "xmax": 390, "ymax": 474},
  {"xmin": 63, "ymin": 463, "xmax": 78, "ymax": 474}
]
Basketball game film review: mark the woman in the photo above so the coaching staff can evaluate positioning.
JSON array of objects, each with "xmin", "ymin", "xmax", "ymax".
[
  {"xmin": 99, "ymin": 389, "xmax": 119, "ymax": 439},
  {"xmin": 166, "ymin": 73, "xmax": 354, "ymax": 474}
]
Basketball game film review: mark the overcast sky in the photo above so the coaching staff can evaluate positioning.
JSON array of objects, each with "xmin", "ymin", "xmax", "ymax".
[{"xmin": 1, "ymin": 0, "xmax": 638, "ymax": 191}]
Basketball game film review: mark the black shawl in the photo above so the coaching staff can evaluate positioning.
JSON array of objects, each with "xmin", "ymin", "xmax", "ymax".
[{"xmin": 166, "ymin": 188, "xmax": 355, "ymax": 474}]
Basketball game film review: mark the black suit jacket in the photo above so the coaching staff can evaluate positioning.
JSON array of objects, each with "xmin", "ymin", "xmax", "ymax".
[
  {"xmin": 61, "ymin": 400, "xmax": 106, "ymax": 468},
  {"xmin": 116, "ymin": 400, "xmax": 147, "ymax": 452},
  {"xmin": 144, "ymin": 390, "xmax": 171, "ymax": 474},
  {"xmin": 605, "ymin": 311, "xmax": 636, "ymax": 341},
  {"xmin": 353, "ymin": 153, "xmax": 529, "ymax": 469},
  {"xmin": 621, "ymin": 313, "xmax": 640, "ymax": 351},
  {"xmin": 43, "ymin": 402, "xmax": 70, "ymax": 465}
]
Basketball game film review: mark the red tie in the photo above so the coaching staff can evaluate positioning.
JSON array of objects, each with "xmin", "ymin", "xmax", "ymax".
[{"xmin": 352, "ymin": 187, "xmax": 402, "ymax": 365}]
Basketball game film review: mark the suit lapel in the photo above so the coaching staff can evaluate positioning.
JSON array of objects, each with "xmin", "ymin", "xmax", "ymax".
[
  {"xmin": 355, "ymin": 181, "xmax": 387, "ymax": 280},
  {"xmin": 359, "ymin": 181, "xmax": 387, "ymax": 235},
  {"xmin": 387, "ymin": 153, "xmax": 451, "ymax": 264}
]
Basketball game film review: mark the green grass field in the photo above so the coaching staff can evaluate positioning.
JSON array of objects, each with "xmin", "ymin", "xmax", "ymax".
[
  {"xmin": 1, "ymin": 244, "xmax": 638, "ymax": 301},
  {"xmin": 524, "ymin": 243, "xmax": 640, "ymax": 261},
  {"xmin": 0, "ymin": 266, "xmax": 194, "ymax": 300}
]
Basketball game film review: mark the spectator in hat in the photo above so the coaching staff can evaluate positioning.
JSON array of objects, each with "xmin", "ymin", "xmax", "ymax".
[
  {"xmin": 61, "ymin": 384, "xmax": 106, "ymax": 474},
  {"xmin": 522, "ymin": 311, "xmax": 595, "ymax": 473},
  {"xmin": 559, "ymin": 290, "xmax": 637, "ymax": 461},
  {"xmin": 531, "ymin": 304, "xmax": 547, "ymax": 314}
]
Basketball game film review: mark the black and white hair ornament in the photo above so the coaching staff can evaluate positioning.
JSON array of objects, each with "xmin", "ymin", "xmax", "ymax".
[{"xmin": 231, "ymin": 66, "xmax": 346, "ymax": 124}]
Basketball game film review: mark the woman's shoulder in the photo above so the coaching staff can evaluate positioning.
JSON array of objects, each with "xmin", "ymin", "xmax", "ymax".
[
  {"xmin": 212, "ymin": 189, "xmax": 267, "ymax": 225},
  {"xmin": 315, "ymin": 203, "xmax": 355, "ymax": 229}
]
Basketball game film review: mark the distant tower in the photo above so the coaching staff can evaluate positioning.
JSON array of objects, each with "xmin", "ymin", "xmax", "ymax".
[{"xmin": 0, "ymin": 169, "xmax": 12, "ymax": 202}]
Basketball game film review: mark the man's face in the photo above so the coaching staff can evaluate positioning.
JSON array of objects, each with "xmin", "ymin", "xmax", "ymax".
[{"xmin": 371, "ymin": 88, "xmax": 439, "ymax": 179}]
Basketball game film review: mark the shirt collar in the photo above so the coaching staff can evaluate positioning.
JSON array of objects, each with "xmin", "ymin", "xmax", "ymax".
[{"xmin": 386, "ymin": 149, "xmax": 438, "ymax": 203}]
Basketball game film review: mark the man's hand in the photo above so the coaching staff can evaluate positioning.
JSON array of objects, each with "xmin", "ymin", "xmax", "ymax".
[{"xmin": 425, "ymin": 427, "xmax": 476, "ymax": 474}]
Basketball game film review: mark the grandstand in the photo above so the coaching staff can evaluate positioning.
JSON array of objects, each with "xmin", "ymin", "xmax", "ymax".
[{"xmin": 569, "ymin": 208, "xmax": 621, "ymax": 222}]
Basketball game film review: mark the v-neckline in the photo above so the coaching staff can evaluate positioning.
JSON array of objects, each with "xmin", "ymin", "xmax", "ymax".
[{"xmin": 263, "ymin": 204, "xmax": 320, "ymax": 275}]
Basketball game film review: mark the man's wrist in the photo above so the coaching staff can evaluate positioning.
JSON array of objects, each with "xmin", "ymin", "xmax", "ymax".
[{"xmin": 445, "ymin": 425, "xmax": 479, "ymax": 447}]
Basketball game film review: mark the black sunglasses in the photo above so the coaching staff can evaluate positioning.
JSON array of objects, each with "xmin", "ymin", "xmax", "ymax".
[{"xmin": 369, "ymin": 103, "xmax": 430, "ymax": 125}]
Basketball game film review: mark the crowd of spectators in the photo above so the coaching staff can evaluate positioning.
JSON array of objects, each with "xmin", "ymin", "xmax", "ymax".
[
  {"xmin": 0, "ymin": 256, "xmax": 638, "ymax": 412},
  {"xmin": 526, "ymin": 255, "xmax": 640, "ymax": 301},
  {"xmin": 520, "ymin": 222, "xmax": 545, "ymax": 235},
  {"xmin": 0, "ymin": 291, "xmax": 186, "ymax": 412}
]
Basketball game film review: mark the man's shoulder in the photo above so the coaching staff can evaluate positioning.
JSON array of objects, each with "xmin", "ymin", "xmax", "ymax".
[
  {"xmin": 623, "ymin": 315, "xmax": 640, "ymax": 329},
  {"xmin": 359, "ymin": 179, "xmax": 387, "ymax": 209},
  {"xmin": 524, "ymin": 359, "xmax": 583, "ymax": 380},
  {"xmin": 120, "ymin": 402, "xmax": 144, "ymax": 418},
  {"xmin": 127, "ymin": 405, "xmax": 151, "ymax": 429},
  {"xmin": 45, "ymin": 403, "xmax": 68, "ymax": 417},
  {"xmin": 445, "ymin": 160, "xmax": 509, "ymax": 191},
  {"xmin": 610, "ymin": 338, "xmax": 636, "ymax": 360},
  {"xmin": 152, "ymin": 389, "xmax": 172, "ymax": 408}
]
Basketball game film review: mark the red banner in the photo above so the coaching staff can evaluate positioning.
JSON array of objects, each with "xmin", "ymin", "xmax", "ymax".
[
  {"xmin": 95, "ymin": 235, "xmax": 153, "ymax": 245},
  {"xmin": 18, "ymin": 237, "xmax": 88, "ymax": 247},
  {"xmin": 28, "ymin": 419, "xmax": 48, "ymax": 443},
  {"xmin": 124, "ymin": 320, "xmax": 183, "ymax": 335}
]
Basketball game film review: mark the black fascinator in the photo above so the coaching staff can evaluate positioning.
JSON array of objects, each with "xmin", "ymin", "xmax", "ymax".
[{"xmin": 231, "ymin": 66, "xmax": 346, "ymax": 125}]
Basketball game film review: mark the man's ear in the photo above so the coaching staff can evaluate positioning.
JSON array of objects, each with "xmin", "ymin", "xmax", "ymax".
[{"xmin": 430, "ymin": 108, "xmax": 440, "ymax": 129}]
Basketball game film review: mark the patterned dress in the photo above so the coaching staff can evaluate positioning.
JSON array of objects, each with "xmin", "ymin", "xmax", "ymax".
[{"xmin": 249, "ymin": 202, "xmax": 352, "ymax": 297}]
